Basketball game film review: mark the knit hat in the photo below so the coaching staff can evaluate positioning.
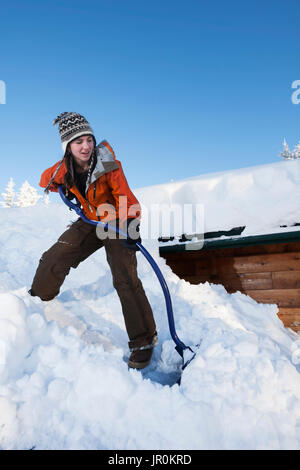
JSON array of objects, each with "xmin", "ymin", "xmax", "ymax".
[{"xmin": 53, "ymin": 112, "xmax": 95, "ymax": 154}]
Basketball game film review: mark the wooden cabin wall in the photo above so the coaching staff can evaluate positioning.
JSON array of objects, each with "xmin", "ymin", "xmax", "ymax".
[{"xmin": 162, "ymin": 241, "xmax": 300, "ymax": 332}]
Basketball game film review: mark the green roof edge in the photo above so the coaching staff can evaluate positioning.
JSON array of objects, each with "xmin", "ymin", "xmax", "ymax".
[{"xmin": 159, "ymin": 230, "xmax": 300, "ymax": 254}]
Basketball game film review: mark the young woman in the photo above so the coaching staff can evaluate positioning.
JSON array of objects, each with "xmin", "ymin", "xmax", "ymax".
[{"xmin": 29, "ymin": 112, "xmax": 157, "ymax": 369}]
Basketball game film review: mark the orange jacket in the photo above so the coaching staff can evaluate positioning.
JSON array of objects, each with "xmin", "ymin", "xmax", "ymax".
[{"xmin": 39, "ymin": 140, "xmax": 141, "ymax": 226}]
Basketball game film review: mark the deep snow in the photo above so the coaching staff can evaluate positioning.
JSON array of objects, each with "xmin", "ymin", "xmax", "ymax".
[
  {"xmin": 135, "ymin": 158, "xmax": 300, "ymax": 238},
  {"xmin": 0, "ymin": 159, "xmax": 300, "ymax": 450}
]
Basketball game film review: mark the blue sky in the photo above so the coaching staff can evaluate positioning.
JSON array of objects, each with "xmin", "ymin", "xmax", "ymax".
[{"xmin": 0, "ymin": 0, "xmax": 300, "ymax": 195}]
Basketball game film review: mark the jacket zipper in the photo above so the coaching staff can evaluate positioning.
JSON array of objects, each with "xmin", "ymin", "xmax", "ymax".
[
  {"xmin": 94, "ymin": 183, "xmax": 101, "ymax": 220},
  {"xmin": 85, "ymin": 183, "xmax": 93, "ymax": 213},
  {"xmin": 85, "ymin": 182, "xmax": 101, "ymax": 220}
]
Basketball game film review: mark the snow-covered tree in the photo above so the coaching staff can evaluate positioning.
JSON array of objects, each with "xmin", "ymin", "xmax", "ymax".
[
  {"xmin": 280, "ymin": 138, "xmax": 300, "ymax": 160},
  {"xmin": 15, "ymin": 181, "xmax": 42, "ymax": 207},
  {"xmin": 1, "ymin": 178, "xmax": 16, "ymax": 208},
  {"xmin": 280, "ymin": 138, "xmax": 293, "ymax": 159},
  {"xmin": 292, "ymin": 141, "xmax": 300, "ymax": 159}
]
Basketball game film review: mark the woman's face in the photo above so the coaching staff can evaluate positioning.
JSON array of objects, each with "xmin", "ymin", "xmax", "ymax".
[{"xmin": 69, "ymin": 135, "xmax": 94, "ymax": 167}]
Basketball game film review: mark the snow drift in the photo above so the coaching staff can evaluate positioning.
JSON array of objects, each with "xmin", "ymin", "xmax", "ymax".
[
  {"xmin": 0, "ymin": 158, "xmax": 300, "ymax": 450},
  {"xmin": 0, "ymin": 198, "xmax": 299, "ymax": 450}
]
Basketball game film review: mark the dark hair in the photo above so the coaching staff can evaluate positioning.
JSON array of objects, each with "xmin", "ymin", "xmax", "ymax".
[{"xmin": 63, "ymin": 148, "xmax": 76, "ymax": 188}]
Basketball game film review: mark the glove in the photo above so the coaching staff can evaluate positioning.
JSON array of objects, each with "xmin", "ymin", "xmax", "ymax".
[{"xmin": 121, "ymin": 219, "xmax": 141, "ymax": 251}]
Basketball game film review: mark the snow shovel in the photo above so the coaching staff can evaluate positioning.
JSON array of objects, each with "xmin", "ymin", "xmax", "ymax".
[{"xmin": 58, "ymin": 186, "xmax": 196, "ymax": 371}]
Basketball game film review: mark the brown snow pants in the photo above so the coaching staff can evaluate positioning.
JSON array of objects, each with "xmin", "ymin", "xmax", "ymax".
[{"xmin": 30, "ymin": 218, "xmax": 156, "ymax": 350}]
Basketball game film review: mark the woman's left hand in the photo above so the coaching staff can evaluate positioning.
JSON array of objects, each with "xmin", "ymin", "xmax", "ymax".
[{"xmin": 121, "ymin": 219, "xmax": 141, "ymax": 251}]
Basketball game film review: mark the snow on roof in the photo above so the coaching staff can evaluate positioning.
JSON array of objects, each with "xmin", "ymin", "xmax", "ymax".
[{"xmin": 134, "ymin": 159, "xmax": 300, "ymax": 239}]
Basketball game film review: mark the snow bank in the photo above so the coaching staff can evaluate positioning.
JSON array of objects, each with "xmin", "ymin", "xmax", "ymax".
[
  {"xmin": 0, "ymin": 200, "xmax": 299, "ymax": 450},
  {"xmin": 135, "ymin": 159, "xmax": 300, "ymax": 238}
]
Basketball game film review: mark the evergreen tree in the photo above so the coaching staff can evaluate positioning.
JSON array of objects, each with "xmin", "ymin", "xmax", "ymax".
[
  {"xmin": 1, "ymin": 178, "xmax": 16, "ymax": 208},
  {"xmin": 15, "ymin": 181, "xmax": 42, "ymax": 207},
  {"xmin": 280, "ymin": 138, "xmax": 292, "ymax": 159},
  {"xmin": 292, "ymin": 141, "xmax": 300, "ymax": 159},
  {"xmin": 280, "ymin": 138, "xmax": 300, "ymax": 160}
]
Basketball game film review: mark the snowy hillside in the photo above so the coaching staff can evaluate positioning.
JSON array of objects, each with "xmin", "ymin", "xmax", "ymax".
[
  {"xmin": 135, "ymin": 159, "xmax": 300, "ymax": 238},
  {"xmin": 0, "ymin": 200, "xmax": 299, "ymax": 450}
]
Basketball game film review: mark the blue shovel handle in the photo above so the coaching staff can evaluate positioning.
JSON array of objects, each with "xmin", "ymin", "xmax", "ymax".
[{"xmin": 58, "ymin": 186, "xmax": 194, "ymax": 362}]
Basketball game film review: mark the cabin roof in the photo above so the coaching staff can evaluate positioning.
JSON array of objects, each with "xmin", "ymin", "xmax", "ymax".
[{"xmin": 135, "ymin": 159, "xmax": 300, "ymax": 242}]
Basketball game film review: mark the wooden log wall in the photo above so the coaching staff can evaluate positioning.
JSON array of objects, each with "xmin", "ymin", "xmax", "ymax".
[{"xmin": 162, "ymin": 241, "xmax": 300, "ymax": 332}]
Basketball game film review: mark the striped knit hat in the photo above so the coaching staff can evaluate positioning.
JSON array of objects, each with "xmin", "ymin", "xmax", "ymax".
[{"xmin": 53, "ymin": 112, "xmax": 95, "ymax": 154}]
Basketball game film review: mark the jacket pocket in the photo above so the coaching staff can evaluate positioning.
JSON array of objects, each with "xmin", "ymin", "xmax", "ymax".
[{"xmin": 58, "ymin": 219, "xmax": 93, "ymax": 247}]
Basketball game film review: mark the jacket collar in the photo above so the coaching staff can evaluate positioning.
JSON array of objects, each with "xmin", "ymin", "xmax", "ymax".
[{"xmin": 88, "ymin": 141, "xmax": 119, "ymax": 187}]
